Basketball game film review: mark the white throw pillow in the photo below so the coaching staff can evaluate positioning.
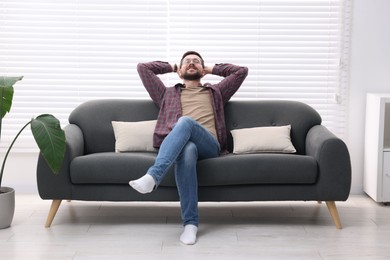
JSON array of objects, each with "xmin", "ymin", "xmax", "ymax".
[
  {"xmin": 112, "ymin": 120, "xmax": 157, "ymax": 152},
  {"xmin": 231, "ymin": 125, "xmax": 296, "ymax": 154}
]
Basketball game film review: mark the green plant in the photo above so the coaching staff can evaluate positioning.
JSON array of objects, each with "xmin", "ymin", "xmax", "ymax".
[{"xmin": 0, "ymin": 76, "xmax": 66, "ymax": 189}]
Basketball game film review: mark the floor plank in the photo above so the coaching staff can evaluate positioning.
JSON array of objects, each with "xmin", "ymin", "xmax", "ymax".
[{"xmin": 0, "ymin": 194, "xmax": 389, "ymax": 259}]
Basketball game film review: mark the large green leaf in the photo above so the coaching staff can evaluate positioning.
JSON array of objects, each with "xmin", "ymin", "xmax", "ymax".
[
  {"xmin": 30, "ymin": 114, "xmax": 66, "ymax": 174},
  {"xmin": 0, "ymin": 76, "xmax": 23, "ymax": 119}
]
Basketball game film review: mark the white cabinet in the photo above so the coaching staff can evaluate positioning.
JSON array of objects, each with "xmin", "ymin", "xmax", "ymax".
[
  {"xmin": 364, "ymin": 93, "xmax": 390, "ymax": 203},
  {"xmin": 383, "ymin": 152, "xmax": 390, "ymax": 201}
]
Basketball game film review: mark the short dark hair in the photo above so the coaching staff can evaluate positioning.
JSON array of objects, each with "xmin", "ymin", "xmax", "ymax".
[{"xmin": 179, "ymin": 51, "xmax": 204, "ymax": 68}]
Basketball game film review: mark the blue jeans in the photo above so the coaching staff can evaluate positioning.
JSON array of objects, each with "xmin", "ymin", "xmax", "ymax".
[{"xmin": 147, "ymin": 116, "xmax": 220, "ymax": 227}]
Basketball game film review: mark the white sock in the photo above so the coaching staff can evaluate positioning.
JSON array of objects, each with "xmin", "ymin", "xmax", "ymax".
[
  {"xmin": 129, "ymin": 174, "xmax": 155, "ymax": 194},
  {"xmin": 180, "ymin": 224, "xmax": 198, "ymax": 245}
]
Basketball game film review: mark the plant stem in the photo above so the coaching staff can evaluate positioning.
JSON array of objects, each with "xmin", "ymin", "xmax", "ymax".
[
  {"xmin": 0, "ymin": 85, "xmax": 4, "ymax": 143},
  {"xmin": 0, "ymin": 120, "xmax": 31, "ymax": 188}
]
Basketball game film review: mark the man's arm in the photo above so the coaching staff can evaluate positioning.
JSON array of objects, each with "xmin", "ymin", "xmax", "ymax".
[
  {"xmin": 137, "ymin": 61, "xmax": 174, "ymax": 107},
  {"xmin": 203, "ymin": 65, "xmax": 215, "ymax": 75},
  {"xmin": 208, "ymin": 64, "xmax": 248, "ymax": 103}
]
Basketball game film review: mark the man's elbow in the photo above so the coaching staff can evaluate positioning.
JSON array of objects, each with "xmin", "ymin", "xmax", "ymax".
[
  {"xmin": 240, "ymin": 66, "xmax": 249, "ymax": 78},
  {"xmin": 137, "ymin": 62, "xmax": 146, "ymax": 72}
]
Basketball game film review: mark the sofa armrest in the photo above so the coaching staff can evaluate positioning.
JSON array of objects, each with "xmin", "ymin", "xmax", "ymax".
[
  {"xmin": 305, "ymin": 125, "xmax": 351, "ymax": 200},
  {"xmin": 37, "ymin": 124, "xmax": 84, "ymax": 199}
]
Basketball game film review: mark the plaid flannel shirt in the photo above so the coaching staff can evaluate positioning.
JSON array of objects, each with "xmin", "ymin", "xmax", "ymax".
[{"xmin": 137, "ymin": 61, "xmax": 248, "ymax": 153}]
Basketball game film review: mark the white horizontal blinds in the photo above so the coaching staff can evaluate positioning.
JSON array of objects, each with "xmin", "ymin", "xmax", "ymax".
[
  {"xmin": 168, "ymin": 0, "xmax": 350, "ymax": 138},
  {"xmin": 0, "ymin": 0, "xmax": 168, "ymax": 150},
  {"xmin": 0, "ymin": 0, "xmax": 350, "ymax": 151}
]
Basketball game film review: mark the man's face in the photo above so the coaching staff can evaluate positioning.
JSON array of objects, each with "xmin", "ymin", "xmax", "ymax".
[{"xmin": 179, "ymin": 54, "xmax": 204, "ymax": 81}]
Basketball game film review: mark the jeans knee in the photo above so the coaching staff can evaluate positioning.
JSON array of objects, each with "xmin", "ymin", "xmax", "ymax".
[
  {"xmin": 178, "ymin": 142, "xmax": 198, "ymax": 163},
  {"xmin": 184, "ymin": 142, "xmax": 197, "ymax": 157},
  {"xmin": 177, "ymin": 116, "xmax": 195, "ymax": 127}
]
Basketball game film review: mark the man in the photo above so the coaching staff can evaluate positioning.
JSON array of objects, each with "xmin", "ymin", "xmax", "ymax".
[{"xmin": 130, "ymin": 51, "xmax": 248, "ymax": 245}]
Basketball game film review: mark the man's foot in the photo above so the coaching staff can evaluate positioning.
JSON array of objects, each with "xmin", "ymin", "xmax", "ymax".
[
  {"xmin": 129, "ymin": 174, "xmax": 155, "ymax": 194},
  {"xmin": 180, "ymin": 224, "xmax": 198, "ymax": 245}
]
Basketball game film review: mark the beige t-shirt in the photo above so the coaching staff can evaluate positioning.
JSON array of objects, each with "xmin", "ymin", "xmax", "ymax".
[{"xmin": 181, "ymin": 85, "xmax": 217, "ymax": 139}]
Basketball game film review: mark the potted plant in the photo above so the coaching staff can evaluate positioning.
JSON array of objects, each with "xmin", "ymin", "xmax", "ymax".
[{"xmin": 0, "ymin": 76, "xmax": 66, "ymax": 229}]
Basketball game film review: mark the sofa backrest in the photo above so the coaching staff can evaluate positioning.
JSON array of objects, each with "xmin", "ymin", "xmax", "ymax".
[
  {"xmin": 69, "ymin": 99, "xmax": 159, "ymax": 154},
  {"xmin": 69, "ymin": 99, "xmax": 321, "ymax": 155},
  {"xmin": 224, "ymin": 100, "xmax": 321, "ymax": 154}
]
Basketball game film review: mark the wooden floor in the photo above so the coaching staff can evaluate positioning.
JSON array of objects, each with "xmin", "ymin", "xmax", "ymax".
[{"xmin": 0, "ymin": 194, "xmax": 389, "ymax": 259}]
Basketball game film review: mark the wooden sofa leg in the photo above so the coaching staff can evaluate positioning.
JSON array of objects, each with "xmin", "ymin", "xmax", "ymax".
[
  {"xmin": 325, "ymin": 201, "xmax": 342, "ymax": 229},
  {"xmin": 45, "ymin": 200, "xmax": 62, "ymax": 228}
]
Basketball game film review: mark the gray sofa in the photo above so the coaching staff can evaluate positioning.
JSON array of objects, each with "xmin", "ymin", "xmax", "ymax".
[{"xmin": 37, "ymin": 99, "xmax": 351, "ymax": 228}]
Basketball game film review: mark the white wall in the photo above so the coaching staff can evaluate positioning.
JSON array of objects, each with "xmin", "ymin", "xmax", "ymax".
[
  {"xmin": 347, "ymin": 0, "xmax": 390, "ymax": 193},
  {"xmin": 2, "ymin": 0, "xmax": 390, "ymax": 195},
  {"xmin": 0, "ymin": 152, "xmax": 39, "ymax": 194}
]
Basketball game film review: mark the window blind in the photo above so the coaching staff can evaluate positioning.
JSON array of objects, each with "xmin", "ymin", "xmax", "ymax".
[{"xmin": 0, "ymin": 0, "xmax": 351, "ymax": 151}]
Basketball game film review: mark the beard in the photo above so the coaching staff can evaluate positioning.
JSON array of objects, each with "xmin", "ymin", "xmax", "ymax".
[{"xmin": 182, "ymin": 70, "xmax": 203, "ymax": 81}]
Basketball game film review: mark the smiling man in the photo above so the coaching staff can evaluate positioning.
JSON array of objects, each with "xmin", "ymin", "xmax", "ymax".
[{"xmin": 130, "ymin": 51, "xmax": 248, "ymax": 245}]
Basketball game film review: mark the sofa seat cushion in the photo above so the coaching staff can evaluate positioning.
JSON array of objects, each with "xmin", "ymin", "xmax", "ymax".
[
  {"xmin": 195, "ymin": 154, "xmax": 318, "ymax": 186},
  {"xmin": 70, "ymin": 152, "xmax": 163, "ymax": 185},
  {"xmin": 70, "ymin": 153, "xmax": 318, "ymax": 186}
]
